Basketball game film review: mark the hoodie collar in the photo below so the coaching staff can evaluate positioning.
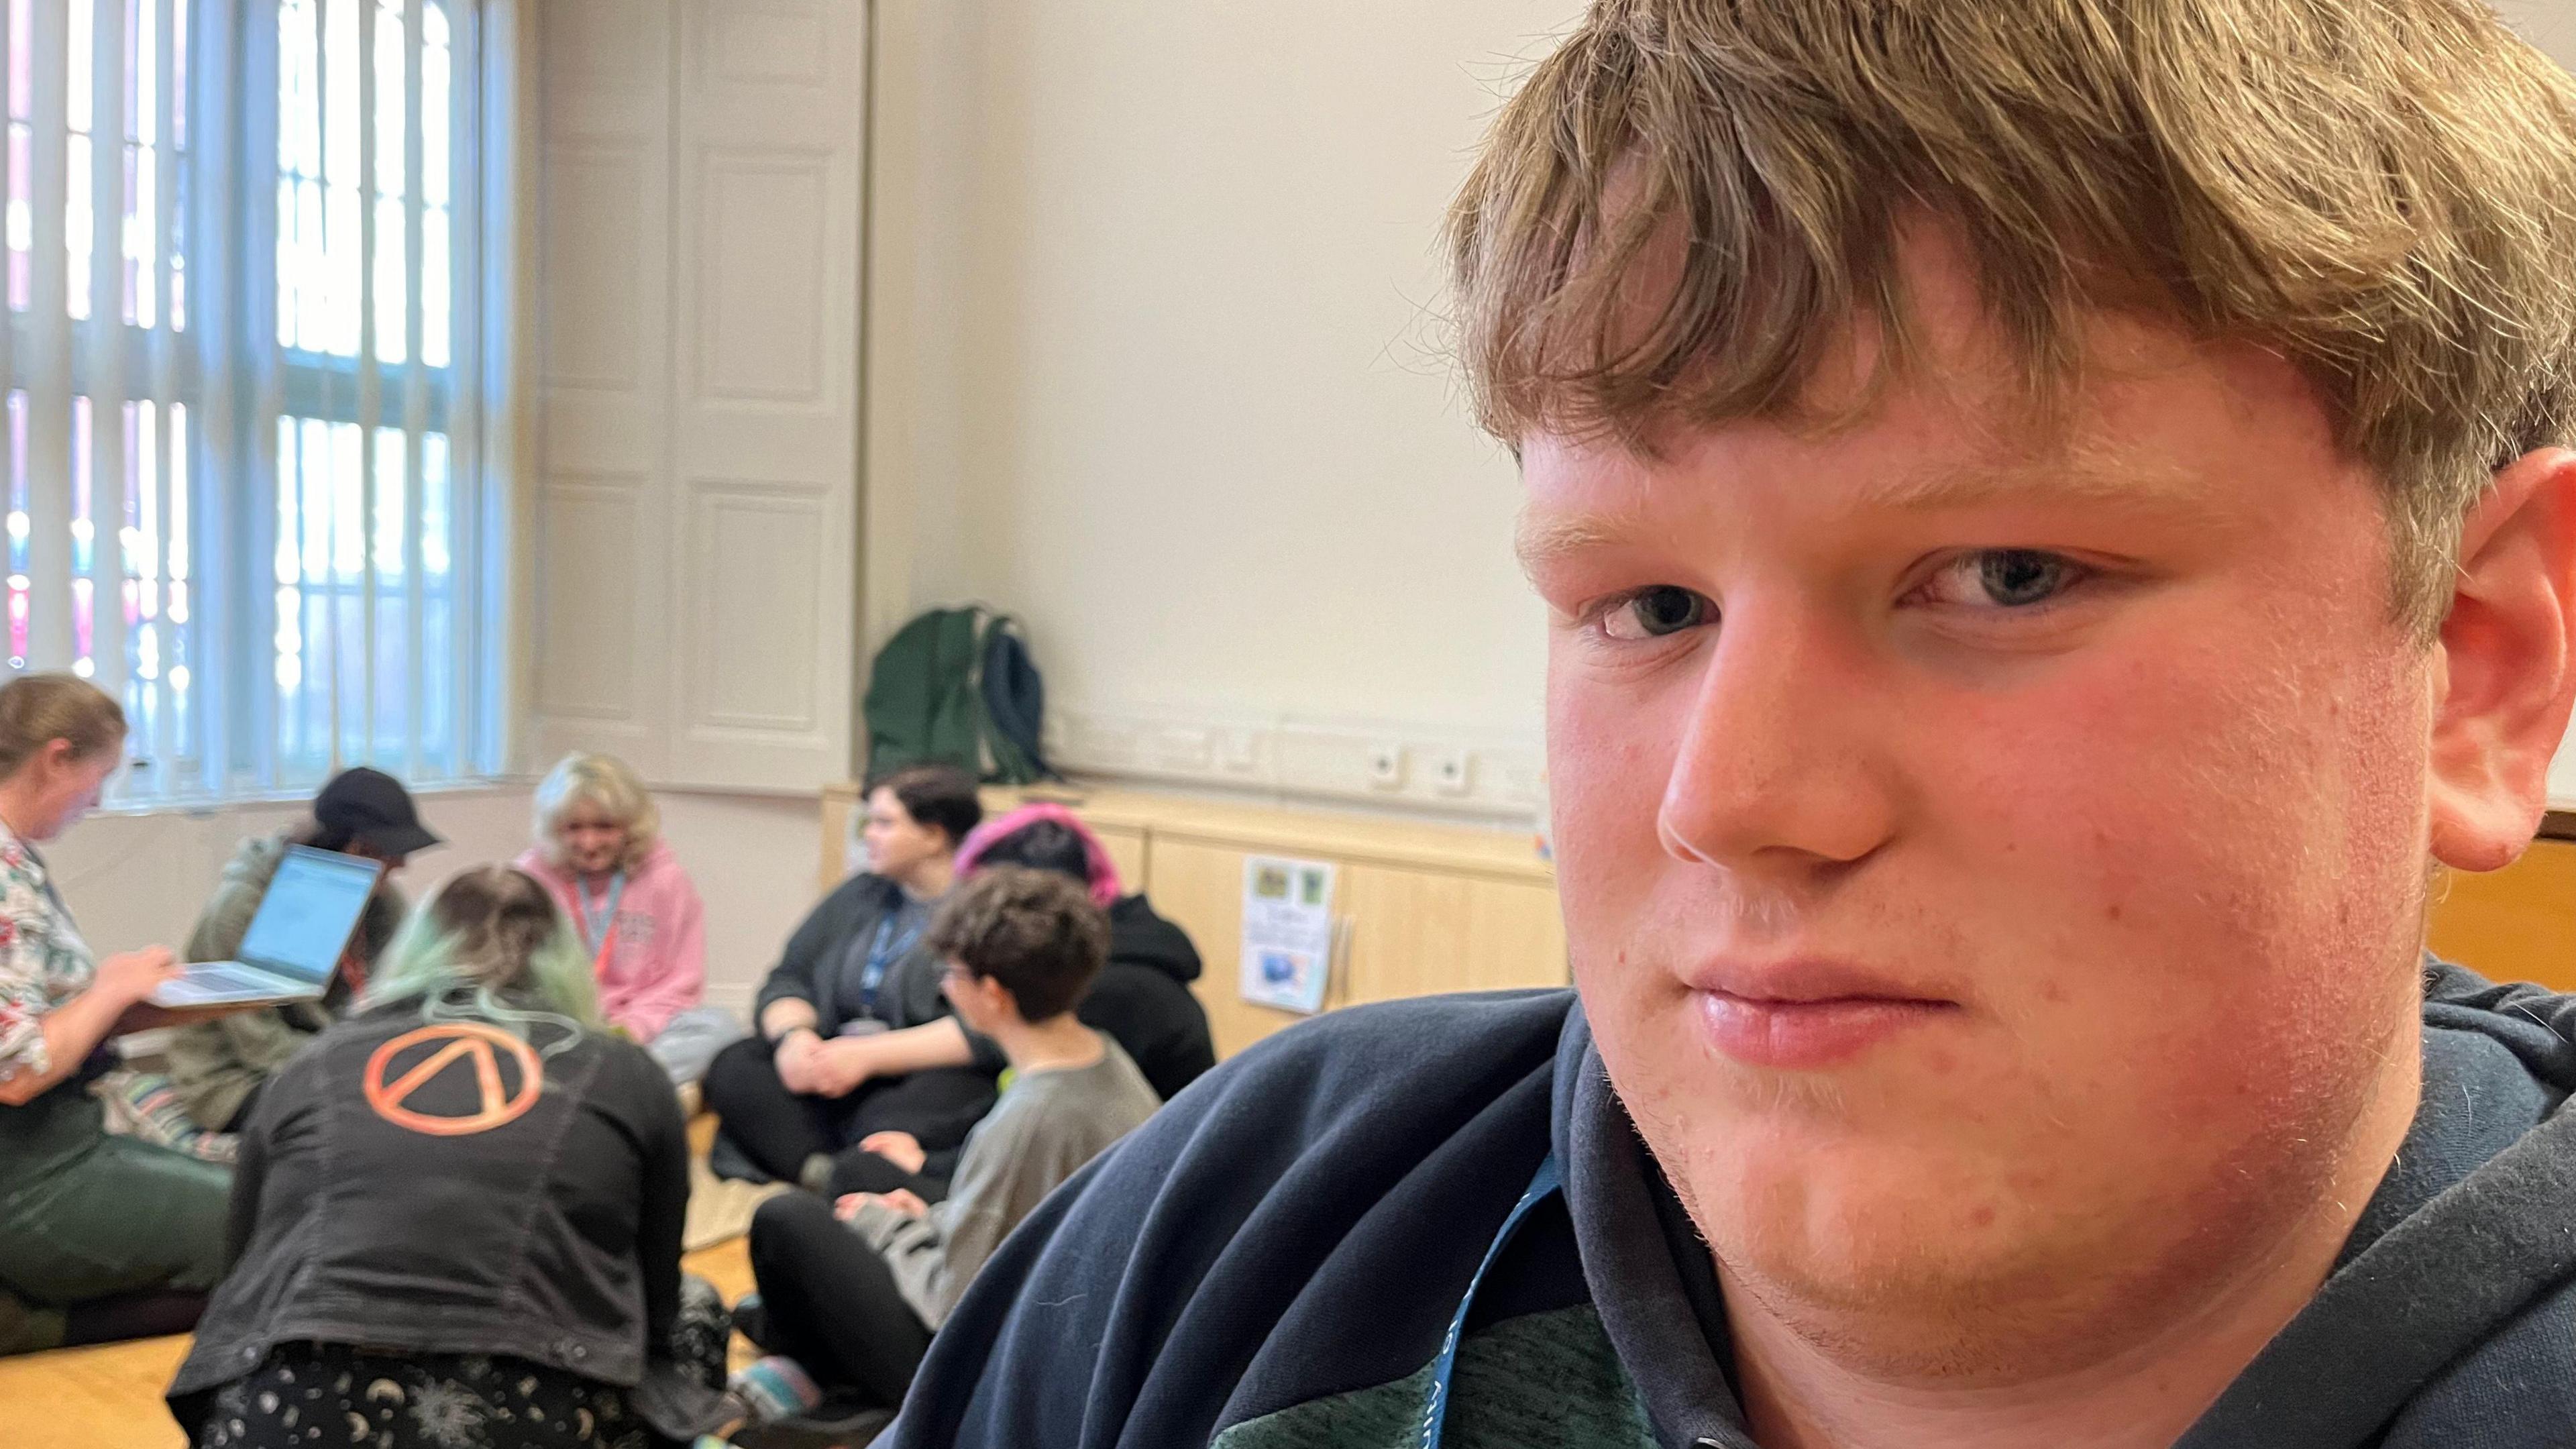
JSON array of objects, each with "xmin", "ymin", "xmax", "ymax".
[
  {"xmin": 2178, "ymin": 1020, "xmax": 2576, "ymax": 1447},
  {"xmin": 1553, "ymin": 1002, "xmax": 1756, "ymax": 1449}
]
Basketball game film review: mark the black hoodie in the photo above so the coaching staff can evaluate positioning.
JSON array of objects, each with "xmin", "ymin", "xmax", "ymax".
[
  {"xmin": 1077, "ymin": 894, "xmax": 1212, "ymax": 1103},
  {"xmin": 883, "ymin": 961, "xmax": 2576, "ymax": 1448}
]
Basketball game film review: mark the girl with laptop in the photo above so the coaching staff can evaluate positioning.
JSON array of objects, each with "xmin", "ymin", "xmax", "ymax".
[{"xmin": 0, "ymin": 675, "xmax": 227, "ymax": 1354}]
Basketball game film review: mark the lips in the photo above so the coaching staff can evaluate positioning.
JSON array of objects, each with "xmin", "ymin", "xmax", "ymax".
[{"xmin": 1687, "ymin": 960, "xmax": 1960, "ymax": 1069}]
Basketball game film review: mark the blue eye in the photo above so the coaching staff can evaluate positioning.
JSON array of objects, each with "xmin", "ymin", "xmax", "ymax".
[
  {"xmin": 1919, "ymin": 550, "xmax": 2086, "ymax": 610},
  {"xmin": 1601, "ymin": 586, "xmax": 1715, "ymax": 641},
  {"xmin": 1978, "ymin": 550, "xmax": 2071, "ymax": 606}
]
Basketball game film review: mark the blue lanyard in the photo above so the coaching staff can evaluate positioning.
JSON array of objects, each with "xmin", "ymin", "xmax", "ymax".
[
  {"xmin": 857, "ymin": 911, "xmax": 922, "ymax": 1018},
  {"xmin": 1419, "ymin": 1152, "xmax": 1562, "ymax": 1449},
  {"xmin": 576, "ymin": 871, "xmax": 626, "ymax": 955}
]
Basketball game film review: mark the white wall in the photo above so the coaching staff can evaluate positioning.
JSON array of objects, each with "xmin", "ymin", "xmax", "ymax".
[
  {"xmin": 2498, "ymin": 1, "xmax": 2576, "ymax": 70},
  {"xmin": 43, "ymin": 786, "xmax": 822, "ymax": 1016},
  {"xmin": 864, "ymin": 0, "xmax": 2576, "ymax": 816},
  {"xmin": 864, "ymin": 1, "xmax": 1582, "ymax": 816}
]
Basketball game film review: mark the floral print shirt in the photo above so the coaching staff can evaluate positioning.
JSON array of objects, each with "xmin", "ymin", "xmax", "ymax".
[{"xmin": 0, "ymin": 819, "xmax": 95, "ymax": 1083}]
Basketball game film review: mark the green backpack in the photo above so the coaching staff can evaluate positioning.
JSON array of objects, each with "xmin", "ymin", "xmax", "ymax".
[{"xmin": 862, "ymin": 606, "xmax": 1053, "ymax": 785}]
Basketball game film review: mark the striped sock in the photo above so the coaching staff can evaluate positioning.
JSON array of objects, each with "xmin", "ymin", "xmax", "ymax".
[{"xmin": 730, "ymin": 1354, "xmax": 825, "ymax": 1424}]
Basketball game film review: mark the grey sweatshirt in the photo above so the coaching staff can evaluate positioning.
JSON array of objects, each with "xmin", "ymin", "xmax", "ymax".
[{"xmin": 847, "ymin": 1031, "xmax": 1161, "ymax": 1328}]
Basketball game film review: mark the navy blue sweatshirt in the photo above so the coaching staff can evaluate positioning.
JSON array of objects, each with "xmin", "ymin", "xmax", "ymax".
[{"xmin": 883, "ymin": 962, "xmax": 2576, "ymax": 1448}]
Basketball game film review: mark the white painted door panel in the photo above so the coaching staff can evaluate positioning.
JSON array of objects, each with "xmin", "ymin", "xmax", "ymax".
[
  {"xmin": 668, "ymin": 0, "xmax": 862, "ymax": 788},
  {"xmin": 533, "ymin": 0, "xmax": 861, "ymax": 788}
]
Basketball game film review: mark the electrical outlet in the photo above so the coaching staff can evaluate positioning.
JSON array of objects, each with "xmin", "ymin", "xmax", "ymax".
[
  {"xmin": 1218, "ymin": 729, "xmax": 1262, "ymax": 774},
  {"xmin": 1367, "ymin": 741, "xmax": 1407, "ymax": 790},
  {"xmin": 1433, "ymin": 749, "xmax": 1473, "ymax": 796},
  {"xmin": 1152, "ymin": 727, "xmax": 1214, "ymax": 773}
]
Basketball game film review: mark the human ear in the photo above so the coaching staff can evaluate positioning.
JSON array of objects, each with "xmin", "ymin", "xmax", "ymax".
[{"xmin": 2428, "ymin": 448, "xmax": 2576, "ymax": 871}]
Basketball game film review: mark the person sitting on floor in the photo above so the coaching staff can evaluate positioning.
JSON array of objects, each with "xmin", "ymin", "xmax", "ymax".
[
  {"xmin": 166, "ymin": 865, "xmax": 731, "ymax": 1449},
  {"xmin": 704, "ymin": 765, "xmax": 996, "ymax": 1198},
  {"xmin": 164, "ymin": 766, "xmax": 433, "ymax": 1135},
  {"xmin": 516, "ymin": 750, "xmax": 743, "ymax": 1102},
  {"xmin": 0, "ymin": 675, "xmax": 225, "ymax": 1357},
  {"xmin": 733, "ymin": 865, "xmax": 1161, "ymax": 1427},
  {"xmin": 955, "ymin": 804, "xmax": 1212, "ymax": 1101},
  {"xmin": 843, "ymin": 803, "xmax": 1212, "ymax": 1188}
]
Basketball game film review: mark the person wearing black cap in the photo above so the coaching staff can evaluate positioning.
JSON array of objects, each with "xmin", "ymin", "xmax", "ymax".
[{"xmin": 163, "ymin": 767, "xmax": 441, "ymax": 1134}]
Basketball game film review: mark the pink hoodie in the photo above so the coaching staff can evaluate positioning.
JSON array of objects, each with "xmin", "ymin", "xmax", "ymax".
[{"xmin": 514, "ymin": 839, "xmax": 708, "ymax": 1043}]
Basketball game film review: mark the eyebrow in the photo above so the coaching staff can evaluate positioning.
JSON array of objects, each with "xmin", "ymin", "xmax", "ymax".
[
  {"xmin": 1851, "ymin": 450, "xmax": 2206, "ymax": 513},
  {"xmin": 1515, "ymin": 504, "xmax": 1657, "ymax": 576},
  {"xmin": 1516, "ymin": 450, "xmax": 2221, "ymax": 573}
]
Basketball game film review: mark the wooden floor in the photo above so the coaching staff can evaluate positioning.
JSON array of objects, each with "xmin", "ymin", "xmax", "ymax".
[
  {"xmin": 0, "ymin": 1238, "xmax": 755, "ymax": 1449},
  {"xmin": 0, "ymin": 1114, "xmax": 763, "ymax": 1449}
]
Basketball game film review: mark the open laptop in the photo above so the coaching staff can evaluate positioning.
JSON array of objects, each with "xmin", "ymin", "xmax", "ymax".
[{"xmin": 150, "ymin": 845, "xmax": 385, "ymax": 1008}]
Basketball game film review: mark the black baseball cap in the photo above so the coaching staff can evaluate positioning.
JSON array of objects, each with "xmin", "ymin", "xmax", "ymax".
[{"xmin": 313, "ymin": 767, "xmax": 443, "ymax": 857}]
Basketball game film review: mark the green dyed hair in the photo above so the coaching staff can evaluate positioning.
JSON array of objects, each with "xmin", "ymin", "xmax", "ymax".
[{"xmin": 361, "ymin": 864, "xmax": 601, "ymax": 1049}]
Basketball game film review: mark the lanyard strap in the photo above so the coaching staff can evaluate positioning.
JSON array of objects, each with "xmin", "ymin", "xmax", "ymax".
[
  {"xmin": 1419, "ymin": 1152, "xmax": 1562, "ymax": 1449},
  {"xmin": 857, "ymin": 911, "xmax": 922, "ymax": 1018},
  {"xmin": 577, "ymin": 872, "xmax": 626, "ymax": 973}
]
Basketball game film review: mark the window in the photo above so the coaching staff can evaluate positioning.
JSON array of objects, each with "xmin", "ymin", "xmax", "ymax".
[{"xmin": 0, "ymin": 0, "xmax": 503, "ymax": 804}]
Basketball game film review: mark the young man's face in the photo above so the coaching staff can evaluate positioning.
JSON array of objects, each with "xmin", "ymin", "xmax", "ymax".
[{"xmin": 1524, "ymin": 237, "xmax": 2456, "ymax": 1372}]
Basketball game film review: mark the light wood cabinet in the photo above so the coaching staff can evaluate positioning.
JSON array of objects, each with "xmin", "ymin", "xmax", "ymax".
[
  {"xmin": 2427, "ymin": 838, "xmax": 2576, "ymax": 993},
  {"xmin": 1340, "ymin": 861, "xmax": 1568, "ymax": 1006},
  {"xmin": 1091, "ymin": 823, "xmax": 1148, "ymax": 894},
  {"xmin": 819, "ymin": 780, "xmax": 1566, "ymax": 1057},
  {"xmin": 1149, "ymin": 837, "xmax": 1320, "ymax": 1060}
]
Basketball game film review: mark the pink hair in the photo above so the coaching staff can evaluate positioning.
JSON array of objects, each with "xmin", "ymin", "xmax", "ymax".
[{"xmin": 953, "ymin": 802, "xmax": 1123, "ymax": 908}]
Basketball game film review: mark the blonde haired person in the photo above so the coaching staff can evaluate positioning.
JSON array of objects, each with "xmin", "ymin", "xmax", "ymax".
[
  {"xmin": 0, "ymin": 674, "xmax": 225, "ymax": 1355},
  {"xmin": 168, "ymin": 866, "xmax": 732, "ymax": 1448},
  {"xmin": 883, "ymin": 3, "xmax": 2576, "ymax": 1447},
  {"xmin": 515, "ymin": 751, "xmax": 741, "ymax": 1091}
]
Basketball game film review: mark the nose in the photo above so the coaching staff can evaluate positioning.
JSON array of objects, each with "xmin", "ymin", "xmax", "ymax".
[{"xmin": 1656, "ymin": 602, "xmax": 1900, "ymax": 879}]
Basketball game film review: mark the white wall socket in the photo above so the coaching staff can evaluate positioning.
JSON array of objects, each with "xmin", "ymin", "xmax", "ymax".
[
  {"xmin": 1432, "ymin": 749, "xmax": 1473, "ymax": 796},
  {"xmin": 1217, "ymin": 729, "xmax": 1262, "ymax": 774},
  {"xmin": 1367, "ymin": 741, "xmax": 1407, "ymax": 790}
]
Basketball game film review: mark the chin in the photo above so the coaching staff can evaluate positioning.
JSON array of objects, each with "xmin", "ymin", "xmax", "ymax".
[
  {"xmin": 1697, "ymin": 1144, "xmax": 2037, "ymax": 1291},
  {"xmin": 1683, "ymin": 1142, "xmax": 2157, "ymax": 1377}
]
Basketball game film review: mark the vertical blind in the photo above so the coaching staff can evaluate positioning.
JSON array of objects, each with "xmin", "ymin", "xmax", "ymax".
[{"xmin": 0, "ymin": 0, "xmax": 501, "ymax": 804}]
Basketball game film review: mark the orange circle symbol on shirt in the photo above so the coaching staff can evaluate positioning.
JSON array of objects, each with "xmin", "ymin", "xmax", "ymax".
[{"xmin": 362, "ymin": 1022, "xmax": 544, "ymax": 1136}]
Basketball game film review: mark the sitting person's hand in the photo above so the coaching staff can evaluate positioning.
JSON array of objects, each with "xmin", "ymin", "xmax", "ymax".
[
  {"xmin": 857, "ymin": 1130, "xmax": 927, "ymax": 1175},
  {"xmin": 835, "ymin": 1188, "xmax": 931, "ymax": 1222},
  {"xmin": 772, "ymin": 1028, "xmax": 824, "ymax": 1094},
  {"xmin": 96, "ymin": 946, "xmax": 182, "ymax": 1008},
  {"xmin": 805, "ymin": 1036, "xmax": 879, "ymax": 1099}
]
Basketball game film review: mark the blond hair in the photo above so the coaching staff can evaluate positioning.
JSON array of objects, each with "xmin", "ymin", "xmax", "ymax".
[
  {"xmin": 1448, "ymin": 0, "xmax": 2576, "ymax": 634},
  {"xmin": 531, "ymin": 751, "xmax": 660, "ymax": 872},
  {"xmin": 0, "ymin": 674, "xmax": 124, "ymax": 779}
]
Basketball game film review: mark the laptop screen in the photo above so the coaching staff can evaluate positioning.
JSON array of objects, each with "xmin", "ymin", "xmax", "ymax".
[{"xmin": 236, "ymin": 846, "xmax": 384, "ymax": 985}]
